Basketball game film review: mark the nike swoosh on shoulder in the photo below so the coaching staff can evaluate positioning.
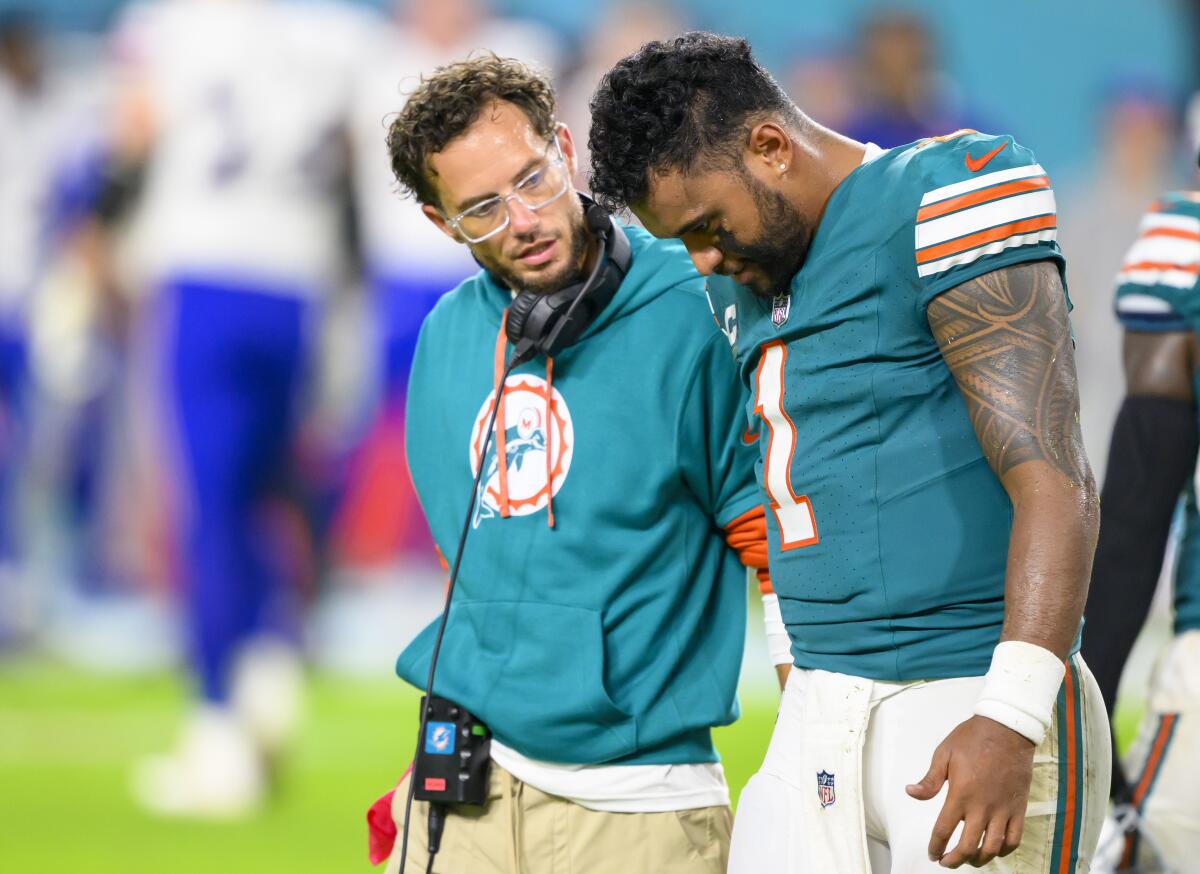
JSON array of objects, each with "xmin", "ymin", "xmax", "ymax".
[
  {"xmin": 964, "ymin": 141, "xmax": 1008, "ymax": 173},
  {"xmin": 742, "ymin": 428, "xmax": 759, "ymax": 445}
]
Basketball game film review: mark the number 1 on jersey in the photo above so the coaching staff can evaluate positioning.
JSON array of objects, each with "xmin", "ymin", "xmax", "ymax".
[{"xmin": 754, "ymin": 341, "xmax": 819, "ymax": 549}]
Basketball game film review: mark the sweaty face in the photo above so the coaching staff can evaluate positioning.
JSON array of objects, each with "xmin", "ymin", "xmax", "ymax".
[
  {"xmin": 424, "ymin": 101, "xmax": 588, "ymax": 294},
  {"xmin": 635, "ymin": 163, "xmax": 813, "ymax": 299}
]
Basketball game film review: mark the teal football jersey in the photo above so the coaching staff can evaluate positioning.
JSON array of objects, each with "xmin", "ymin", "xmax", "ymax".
[
  {"xmin": 707, "ymin": 132, "xmax": 1067, "ymax": 681},
  {"xmin": 1114, "ymin": 192, "xmax": 1200, "ymax": 634}
]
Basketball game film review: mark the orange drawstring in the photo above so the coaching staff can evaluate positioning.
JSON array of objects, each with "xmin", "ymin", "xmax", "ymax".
[
  {"xmin": 490, "ymin": 309, "xmax": 556, "ymax": 528},
  {"xmin": 543, "ymin": 356, "xmax": 555, "ymax": 529},
  {"xmin": 493, "ymin": 310, "xmax": 512, "ymax": 518}
]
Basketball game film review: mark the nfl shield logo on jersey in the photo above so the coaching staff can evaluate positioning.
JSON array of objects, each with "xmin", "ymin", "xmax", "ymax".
[
  {"xmin": 816, "ymin": 770, "xmax": 836, "ymax": 808},
  {"xmin": 771, "ymin": 292, "xmax": 792, "ymax": 327}
]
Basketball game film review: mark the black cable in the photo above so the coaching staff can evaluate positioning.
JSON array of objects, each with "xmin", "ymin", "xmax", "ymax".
[
  {"xmin": 396, "ymin": 348, "xmax": 528, "ymax": 874},
  {"xmin": 425, "ymin": 804, "xmax": 445, "ymax": 874}
]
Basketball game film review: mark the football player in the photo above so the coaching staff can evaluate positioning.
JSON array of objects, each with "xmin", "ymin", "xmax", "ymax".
[
  {"xmin": 101, "ymin": 0, "xmax": 367, "ymax": 816},
  {"xmin": 589, "ymin": 32, "xmax": 1109, "ymax": 872},
  {"xmin": 1083, "ymin": 136, "xmax": 1200, "ymax": 871}
]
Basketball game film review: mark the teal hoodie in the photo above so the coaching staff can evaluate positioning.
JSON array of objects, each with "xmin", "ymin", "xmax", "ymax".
[{"xmin": 397, "ymin": 223, "xmax": 761, "ymax": 766}]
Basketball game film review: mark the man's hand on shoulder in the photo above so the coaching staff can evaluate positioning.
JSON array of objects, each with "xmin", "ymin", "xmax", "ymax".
[{"xmin": 906, "ymin": 714, "xmax": 1034, "ymax": 868}]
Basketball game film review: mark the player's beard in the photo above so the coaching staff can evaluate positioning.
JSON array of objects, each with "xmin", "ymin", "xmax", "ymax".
[
  {"xmin": 722, "ymin": 169, "xmax": 814, "ymax": 299},
  {"xmin": 475, "ymin": 216, "xmax": 590, "ymax": 296}
]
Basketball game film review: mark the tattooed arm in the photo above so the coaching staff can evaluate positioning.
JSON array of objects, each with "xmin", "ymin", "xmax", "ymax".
[
  {"xmin": 927, "ymin": 260, "xmax": 1099, "ymax": 658},
  {"xmin": 907, "ymin": 262, "xmax": 1100, "ymax": 869}
]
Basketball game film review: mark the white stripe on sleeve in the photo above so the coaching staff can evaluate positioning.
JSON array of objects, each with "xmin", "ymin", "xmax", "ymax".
[
  {"xmin": 1114, "ymin": 269, "xmax": 1198, "ymax": 290},
  {"xmin": 916, "ymin": 189, "xmax": 1056, "ymax": 251},
  {"xmin": 916, "ymin": 229, "xmax": 1058, "ymax": 278},
  {"xmin": 1138, "ymin": 212, "xmax": 1200, "ymax": 235},
  {"xmin": 919, "ymin": 163, "xmax": 1045, "ymax": 206},
  {"xmin": 1122, "ymin": 235, "xmax": 1200, "ymax": 269},
  {"xmin": 1115, "ymin": 293, "xmax": 1178, "ymax": 314}
]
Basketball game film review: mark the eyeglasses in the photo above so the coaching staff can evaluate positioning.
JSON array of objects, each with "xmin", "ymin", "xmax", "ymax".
[{"xmin": 444, "ymin": 136, "xmax": 572, "ymax": 243}]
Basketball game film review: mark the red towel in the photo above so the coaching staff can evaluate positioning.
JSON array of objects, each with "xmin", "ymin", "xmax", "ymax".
[{"xmin": 367, "ymin": 765, "xmax": 411, "ymax": 865}]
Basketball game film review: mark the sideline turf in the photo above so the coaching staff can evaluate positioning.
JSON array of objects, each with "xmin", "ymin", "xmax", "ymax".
[
  {"xmin": 0, "ymin": 663, "xmax": 775, "ymax": 873},
  {"xmin": 0, "ymin": 663, "xmax": 1140, "ymax": 873}
]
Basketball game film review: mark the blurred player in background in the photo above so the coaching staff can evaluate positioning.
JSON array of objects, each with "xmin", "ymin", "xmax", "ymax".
[
  {"xmin": 0, "ymin": 12, "xmax": 49, "ymax": 637},
  {"xmin": 1084, "ymin": 113, "xmax": 1200, "ymax": 872},
  {"xmin": 0, "ymin": 10, "xmax": 113, "ymax": 641},
  {"xmin": 591, "ymin": 32, "xmax": 1108, "ymax": 872},
  {"xmin": 99, "ymin": 0, "xmax": 366, "ymax": 817},
  {"xmin": 556, "ymin": 0, "xmax": 682, "ymax": 191},
  {"xmin": 336, "ymin": 0, "xmax": 562, "ymax": 566},
  {"xmin": 1061, "ymin": 79, "xmax": 1179, "ymax": 477},
  {"xmin": 840, "ymin": 10, "xmax": 981, "ymax": 149}
]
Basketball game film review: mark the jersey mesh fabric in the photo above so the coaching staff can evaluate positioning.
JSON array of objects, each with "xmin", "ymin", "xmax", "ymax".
[{"xmin": 706, "ymin": 133, "xmax": 1068, "ymax": 681}]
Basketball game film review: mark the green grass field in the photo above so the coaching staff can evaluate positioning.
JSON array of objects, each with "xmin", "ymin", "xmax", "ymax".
[
  {"xmin": 0, "ymin": 662, "xmax": 778, "ymax": 874},
  {"xmin": 0, "ymin": 661, "xmax": 1143, "ymax": 873}
]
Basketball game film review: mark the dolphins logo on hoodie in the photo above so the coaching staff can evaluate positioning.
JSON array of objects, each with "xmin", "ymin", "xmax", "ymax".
[{"xmin": 468, "ymin": 375, "xmax": 573, "ymax": 527}]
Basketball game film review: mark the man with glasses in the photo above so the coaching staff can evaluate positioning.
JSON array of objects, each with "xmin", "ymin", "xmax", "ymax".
[{"xmin": 366, "ymin": 55, "xmax": 786, "ymax": 874}]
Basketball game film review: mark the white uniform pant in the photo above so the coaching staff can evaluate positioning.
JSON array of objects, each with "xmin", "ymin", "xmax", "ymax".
[
  {"xmin": 729, "ymin": 655, "xmax": 1109, "ymax": 873},
  {"xmin": 1120, "ymin": 630, "xmax": 1200, "ymax": 870}
]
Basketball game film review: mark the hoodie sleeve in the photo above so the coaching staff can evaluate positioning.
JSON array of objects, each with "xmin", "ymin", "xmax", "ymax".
[{"xmin": 676, "ymin": 329, "xmax": 763, "ymax": 531}]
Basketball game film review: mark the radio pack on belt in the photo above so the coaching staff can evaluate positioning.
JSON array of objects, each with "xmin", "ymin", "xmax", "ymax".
[
  {"xmin": 395, "ymin": 201, "xmax": 628, "ymax": 874},
  {"xmin": 412, "ymin": 695, "xmax": 492, "ymax": 806}
]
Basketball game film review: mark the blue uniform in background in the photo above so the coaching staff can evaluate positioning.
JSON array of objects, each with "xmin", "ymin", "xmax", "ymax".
[{"xmin": 163, "ymin": 276, "xmax": 309, "ymax": 702}]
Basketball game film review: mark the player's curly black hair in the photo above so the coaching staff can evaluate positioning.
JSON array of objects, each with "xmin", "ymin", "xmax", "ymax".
[
  {"xmin": 386, "ymin": 53, "xmax": 557, "ymax": 207},
  {"xmin": 588, "ymin": 32, "xmax": 799, "ymax": 213}
]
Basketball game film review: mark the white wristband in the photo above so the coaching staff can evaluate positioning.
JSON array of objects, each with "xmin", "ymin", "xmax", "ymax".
[
  {"xmin": 973, "ymin": 640, "xmax": 1065, "ymax": 745},
  {"xmin": 761, "ymin": 594, "xmax": 793, "ymax": 667}
]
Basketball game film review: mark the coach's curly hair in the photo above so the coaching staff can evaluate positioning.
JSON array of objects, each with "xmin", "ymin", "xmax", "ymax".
[
  {"xmin": 386, "ymin": 54, "xmax": 557, "ymax": 207},
  {"xmin": 588, "ymin": 32, "xmax": 799, "ymax": 213}
]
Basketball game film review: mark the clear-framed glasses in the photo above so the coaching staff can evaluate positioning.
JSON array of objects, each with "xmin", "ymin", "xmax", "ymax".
[{"xmin": 445, "ymin": 135, "xmax": 571, "ymax": 243}]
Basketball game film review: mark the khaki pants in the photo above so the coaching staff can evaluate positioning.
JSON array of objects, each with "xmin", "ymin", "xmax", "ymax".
[{"xmin": 385, "ymin": 763, "xmax": 731, "ymax": 874}]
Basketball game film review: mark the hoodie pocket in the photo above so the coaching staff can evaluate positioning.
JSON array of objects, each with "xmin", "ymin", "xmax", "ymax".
[{"xmin": 400, "ymin": 600, "xmax": 639, "ymax": 764}]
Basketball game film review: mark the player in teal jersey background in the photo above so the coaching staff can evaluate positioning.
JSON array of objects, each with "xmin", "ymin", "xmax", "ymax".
[
  {"xmin": 1083, "ymin": 177, "xmax": 1200, "ymax": 871},
  {"xmin": 590, "ymin": 32, "xmax": 1109, "ymax": 873}
]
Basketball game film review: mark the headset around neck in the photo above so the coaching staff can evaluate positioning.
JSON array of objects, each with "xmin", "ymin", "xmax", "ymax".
[{"xmin": 503, "ymin": 194, "xmax": 632, "ymax": 366}]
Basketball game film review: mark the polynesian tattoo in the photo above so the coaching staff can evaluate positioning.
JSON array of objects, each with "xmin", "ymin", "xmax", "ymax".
[{"xmin": 927, "ymin": 261, "xmax": 1090, "ymax": 484}]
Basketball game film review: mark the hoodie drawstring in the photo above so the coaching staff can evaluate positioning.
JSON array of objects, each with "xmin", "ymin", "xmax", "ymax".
[
  {"xmin": 492, "ymin": 310, "xmax": 555, "ymax": 528},
  {"xmin": 543, "ymin": 356, "xmax": 555, "ymax": 529},
  {"xmin": 493, "ymin": 310, "xmax": 512, "ymax": 518}
]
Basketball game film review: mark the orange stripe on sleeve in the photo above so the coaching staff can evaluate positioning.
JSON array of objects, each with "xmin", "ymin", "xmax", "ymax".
[
  {"xmin": 1119, "ymin": 261, "xmax": 1200, "ymax": 274},
  {"xmin": 916, "ymin": 214, "xmax": 1056, "ymax": 265},
  {"xmin": 1141, "ymin": 227, "xmax": 1200, "ymax": 243},
  {"xmin": 917, "ymin": 176, "xmax": 1050, "ymax": 223}
]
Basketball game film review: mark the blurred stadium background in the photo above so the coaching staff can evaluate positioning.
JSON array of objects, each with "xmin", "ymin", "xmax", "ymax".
[{"xmin": 0, "ymin": 0, "xmax": 1195, "ymax": 870}]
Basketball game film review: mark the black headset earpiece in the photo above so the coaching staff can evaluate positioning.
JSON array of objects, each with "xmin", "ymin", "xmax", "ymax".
[{"xmin": 505, "ymin": 195, "xmax": 631, "ymax": 365}]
